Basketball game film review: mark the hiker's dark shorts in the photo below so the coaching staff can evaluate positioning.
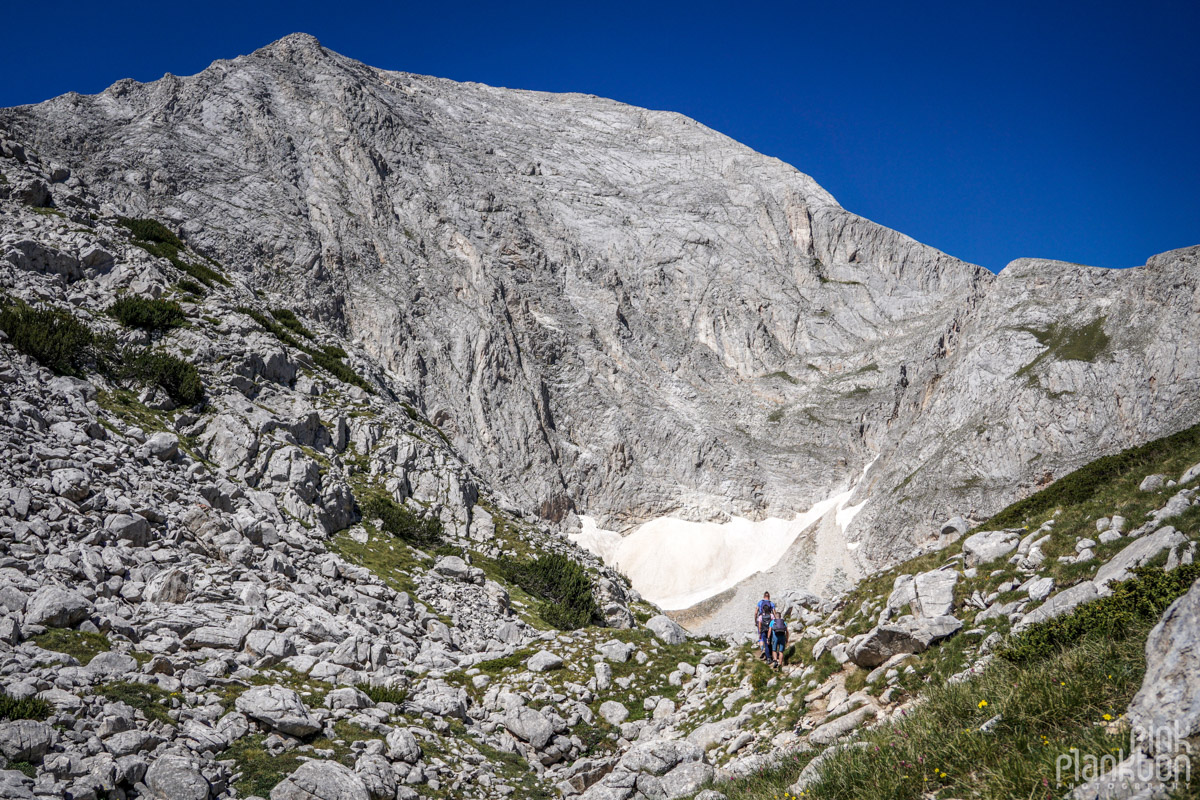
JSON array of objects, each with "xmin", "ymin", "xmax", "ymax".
[{"xmin": 771, "ymin": 634, "xmax": 786, "ymax": 652}]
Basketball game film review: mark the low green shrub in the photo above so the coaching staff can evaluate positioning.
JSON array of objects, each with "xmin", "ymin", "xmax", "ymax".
[
  {"xmin": 108, "ymin": 296, "xmax": 186, "ymax": 332},
  {"xmin": 0, "ymin": 692, "xmax": 52, "ymax": 721},
  {"xmin": 1000, "ymin": 564, "xmax": 1200, "ymax": 664},
  {"xmin": 117, "ymin": 217, "xmax": 181, "ymax": 247},
  {"xmin": 118, "ymin": 217, "xmax": 229, "ymax": 287},
  {"xmin": 499, "ymin": 553, "xmax": 600, "ymax": 630},
  {"xmin": 96, "ymin": 681, "xmax": 174, "ymax": 725},
  {"xmin": 357, "ymin": 487, "xmax": 443, "ymax": 547},
  {"xmin": 176, "ymin": 279, "xmax": 205, "ymax": 296},
  {"xmin": 358, "ymin": 684, "xmax": 407, "ymax": 705},
  {"xmin": 106, "ymin": 349, "xmax": 203, "ymax": 406},
  {"xmin": 238, "ymin": 307, "xmax": 374, "ymax": 393},
  {"xmin": 269, "ymin": 308, "xmax": 315, "ymax": 340},
  {"xmin": 0, "ymin": 299, "xmax": 93, "ymax": 375}
]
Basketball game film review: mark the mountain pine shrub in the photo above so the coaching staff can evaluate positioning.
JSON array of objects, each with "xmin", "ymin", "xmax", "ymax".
[
  {"xmin": 0, "ymin": 298, "xmax": 94, "ymax": 375},
  {"xmin": 108, "ymin": 296, "xmax": 186, "ymax": 332}
]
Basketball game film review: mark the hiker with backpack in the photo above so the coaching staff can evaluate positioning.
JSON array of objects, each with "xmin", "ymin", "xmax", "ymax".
[
  {"xmin": 754, "ymin": 592, "xmax": 774, "ymax": 661},
  {"xmin": 769, "ymin": 609, "xmax": 790, "ymax": 670}
]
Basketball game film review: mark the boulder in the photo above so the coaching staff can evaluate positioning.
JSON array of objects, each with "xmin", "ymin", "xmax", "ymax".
[
  {"xmin": 812, "ymin": 633, "xmax": 845, "ymax": 661},
  {"xmin": 621, "ymin": 739, "xmax": 703, "ymax": 776},
  {"xmin": 25, "ymin": 585, "xmax": 90, "ymax": 628},
  {"xmin": 1013, "ymin": 581, "xmax": 1099, "ymax": 632},
  {"xmin": 599, "ymin": 701, "xmax": 629, "ymax": 725},
  {"xmin": 808, "ymin": 704, "xmax": 878, "ymax": 745},
  {"xmin": 354, "ymin": 753, "xmax": 396, "ymax": 800},
  {"xmin": 143, "ymin": 432, "xmax": 180, "ymax": 461},
  {"xmin": 50, "ymin": 468, "xmax": 90, "ymax": 502},
  {"xmin": 235, "ymin": 685, "xmax": 321, "ymax": 737},
  {"xmin": 432, "ymin": 556, "xmax": 471, "ymax": 580},
  {"xmin": 940, "ymin": 516, "xmax": 969, "ymax": 537},
  {"xmin": 849, "ymin": 615, "xmax": 961, "ymax": 668},
  {"xmin": 527, "ymin": 650, "xmax": 564, "ymax": 672},
  {"xmin": 912, "ymin": 569, "xmax": 958, "ymax": 617},
  {"xmin": 0, "ymin": 720, "xmax": 55, "ymax": 762},
  {"xmin": 961, "ymin": 529, "xmax": 1019, "ymax": 567},
  {"xmin": 271, "ymin": 760, "xmax": 370, "ymax": 800},
  {"xmin": 86, "ymin": 651, "xmax": 138, "ymax": 677},
  {"xmin": 505, "ymin": 706, "xmax": 555, "ymax": 750},
  {"xmin": 385, "ymin": 728, "xmax": 421, "ymax": 763},
  {"xmin": 656, "ymin": 760, "xmax": 715, "ymax": 799},
  {"xmin": 1140, "ymin": 474, "xmax": 1166, "ymax": 492},
  {"xmin": 1126, "ymin": 576, "xmax": 1200, "ymax": 743},
  {"xmin": 144, "ymin": 754, "xmax": 210, "ymax": 800},
  {"xmin": 597, "ymin": 639, "xmax": 636, "ymax": 663},
  {"xmin": 1095, "ymin": 527, "xmax": 1188, "ymax": 589},
  {"xmin": 1180, "ymin": 462, "xmax": 1200, "ymax": 486},
  {"xmin": 144, "ymin": 568, "xmax": 191, "ymax": 604},
  {"xmin": 106, "ymin": 514, "xmax": 151, "ymax": 547},
  {"xmin": 645, "ymin": 615, "xmax": 687, "ymax": 645}
]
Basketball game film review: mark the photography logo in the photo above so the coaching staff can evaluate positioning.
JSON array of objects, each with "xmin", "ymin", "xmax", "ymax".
[{"xmin": 1056, "ymin": 721, "xmax": 1192, "ymax": 793}]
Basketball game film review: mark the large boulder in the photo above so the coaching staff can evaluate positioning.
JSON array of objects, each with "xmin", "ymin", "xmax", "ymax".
[
  {"xmin": 384, "ymin": 728, "xmax": 421, "ymax": 764},
  {"xmin": 271, "ymin": 760, "xmax": 370, "ymax": 800},
  {"xmin": 621, "ymin": 739, "xmax": 704, "ymax": 776},
  {"xmin": 505, "ymin": 706, "xmax": 555, "ymax": 750},
  {"xmin": 235, "ymin": 685, "xmax": 321, "ymax": 737},
  {"xmin": 354, "ymin": 753, "xmax": 396, "ymax": 800},
  {"xmin": 527, "ymin": 650, "xmax": 564, "ymax": 672},
  {"xmin": 961, "ymin": 529, "xmax": 1019, "ymax": 567},
  {"xmin": 649, "ymin": 760, "xmax": 715, "ymax": 799},
  {"xmin": 1094, "ymin": 526, "xmax": 1188, "ymax": 589},
  {"xmin": 50, "ymin": 468, "xmax": 89, "ymax": 502},
  {"xmin": 143, "ymin": 753, "xmax": 210, "ymax": 800},
  {"xmin": 849, "ymin": 615, "xmax": 962, "ymax": 668},
  {"xmin": 144, "ymin": 568, "xmax": 191, "ymax": 604},
  {"xmin": 25, "ymin": 585, "xmax": 90, "ymax": 628},
  {"xmin": 808, "ymin": 704, "xmax": 878, "ymax": 745},
  {"xmin": 912, "ymin": 569, "xmax": 958, "ymax": 617},
  {"xmin": 106, "ymin": 514, "xmax": 151, "ymax": 547},
  {"xmin": 599, "ymin": 701, "xmax": 629, "ymax": 725},
  {"xmin": 407, "ymin": 680, "xmax": 468, "ymax": 719},
  {"xmin": 0, "ymin": 721, "xmax": 55, "ymax": 762},
  {"xmin": 645, "ymin": 615, "xmax": 687, "ymax": 645},
  {"xmin": 1126, "ymin": 576, "xmax": 1200, "ymax": 744},
  {"xmin": 1013, "ymin": 581, "xmax": 1098, "ymax": 633}
]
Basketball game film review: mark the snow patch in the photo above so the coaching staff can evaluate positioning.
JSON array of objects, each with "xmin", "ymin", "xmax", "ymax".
[{"xmin": 572, "ymin": 461, "xmax": 876, "ymax": 610}]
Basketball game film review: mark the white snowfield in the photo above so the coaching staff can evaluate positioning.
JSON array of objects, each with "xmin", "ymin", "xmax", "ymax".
[{"xmin": 572, "ymin": 463, "xmax": 873, "ymax": 610}]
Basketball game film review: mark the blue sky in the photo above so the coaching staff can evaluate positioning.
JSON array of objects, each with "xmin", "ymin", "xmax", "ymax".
[{"xmin": 3, "ymin": 1, "xmax": 1197, "ymax": 272}]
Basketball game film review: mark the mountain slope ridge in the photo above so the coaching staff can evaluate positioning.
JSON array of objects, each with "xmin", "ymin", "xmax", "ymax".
[{"xmin": 3, "ymin": 33, "xmax": 1198, "ymax": 612}]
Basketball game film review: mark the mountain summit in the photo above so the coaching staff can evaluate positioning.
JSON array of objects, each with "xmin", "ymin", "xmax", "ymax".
[{"xmin": 3, "ymin": 35, "xmax": 1198, "ymax": 624}]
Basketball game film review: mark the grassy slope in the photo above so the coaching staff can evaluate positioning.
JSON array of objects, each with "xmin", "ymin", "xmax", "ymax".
[{"xmin": 694, "ymin": 420, "xmax": 1200, "ymax": 799}]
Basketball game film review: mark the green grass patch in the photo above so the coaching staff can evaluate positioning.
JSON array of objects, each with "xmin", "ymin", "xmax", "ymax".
[
  {"xmin": 1015, "ymin": 317, "xmax": 1110, "ymax": 382},
  {"xmin": 328, "ymin": 527, "xmax": 429, "ymax": 600},
  {"xmin": 108, "ymin": 296, "xmax": 186, "ymax": 332},
  {"xmin": 806, "ymin": 628, "xmax": 1146, "ymax": 800},
  {"xmin": 358, "ymin": 684, "xmax": 408, "ymax": 705},
  {"xmin": 0, "ymin": 692, "xmax": 52, "ymax": 721},
  {"xmin": 96, "ymin": 681, "xmax": 175, "ymax": 726},
  {"xmin": 765, "ymin": 370, "xmax": 799, "ymax": 385},
  {"xmin": 32, "ymin": 630, "xmax": 110, "ymax": 662}
]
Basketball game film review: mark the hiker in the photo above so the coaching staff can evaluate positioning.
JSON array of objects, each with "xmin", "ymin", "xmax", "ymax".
[
  {"xmin": 769, "ymin": 609, "xmax": 790, "ymax": 670},
  {"xmin": 754, "ymin": 592, "xmax": 775, "ymax": 660}
]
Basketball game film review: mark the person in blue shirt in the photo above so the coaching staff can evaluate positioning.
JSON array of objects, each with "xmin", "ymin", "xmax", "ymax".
[{"xmin": 754, "ymin": 592, "xmax": 774, "ymax": 661}]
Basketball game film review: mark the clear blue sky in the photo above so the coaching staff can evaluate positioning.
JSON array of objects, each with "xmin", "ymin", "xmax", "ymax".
[{"xmin": 3, "ymin": 1, "xmax": 1197, "ymax": 272}]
